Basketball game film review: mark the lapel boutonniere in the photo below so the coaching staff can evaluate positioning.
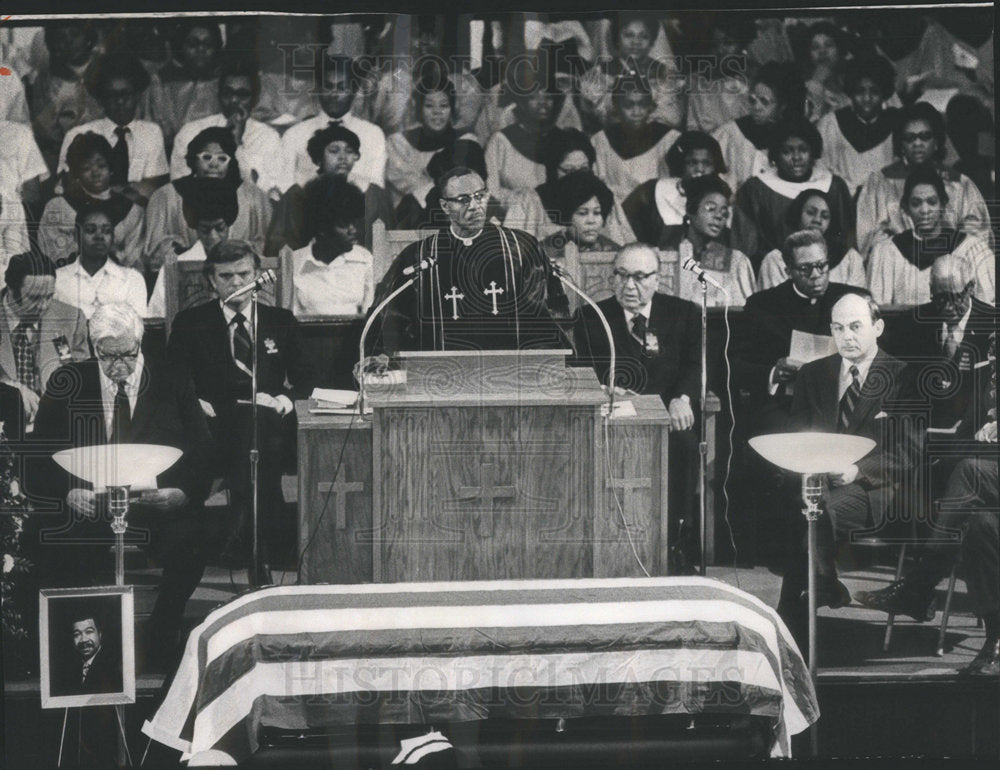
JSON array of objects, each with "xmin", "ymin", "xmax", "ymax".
[{"xmin": 264, "ymin": 338, "xmax": 278, "ymax": 355}]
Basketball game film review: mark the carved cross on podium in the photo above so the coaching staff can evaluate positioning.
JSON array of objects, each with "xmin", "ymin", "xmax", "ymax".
[
  {"xmin": 457, "ymin": 463, "xmax": 516, "ymax": 536},
  {"xmin": 607, "ymin": 475, "xmax": 651, "ymax": 529},
  {"xmin": 317, "ymin": 474, "xmax": 365, "ymax": 529},
  {"xmin": 483, "ymin": 281, "xmax": 504, "ymax": 315}
]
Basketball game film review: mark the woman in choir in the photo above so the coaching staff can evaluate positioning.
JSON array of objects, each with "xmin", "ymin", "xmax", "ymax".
[
  {"xmin": 868, "ymin": 164, "xmax": 994, "ymax": 306},
  {"xmin": 712, "ymin": 61, "xmax": 806, "ymax": 190},
  {"xmin": 290, "ymin": 176, "xmax": 375, "ymax": 317},
  {"xmin": 731, "ymin": 116, "xmax": 854, "ymax": 272},
  {"xmin": 756, "ymin": 188, "xmax": 866, "ymax": 290},
  {"xmin": 267, "ymin": 123, "xmax": 392, "ymax": 255},
  {"xmin": 856, "ymin": 101, "xmax": 991, "ymax": 258},
  {"xmin": 815, "ymin": 54, "xmax": 899, "ymax": 195},
  {"xmin": 578, "ymin": 12, "xmax": 684, "ymax": 134},
  {"xmin": 484, "ymin": 69, "xmax": 563, "ymax": 211},
  {"xmin": 670, "ymin": 175, "xmax": 755, "ymax": 308},
  {"xmin": 143, "ymin": 126, "xmax": 270, "ymax": 276},
  {"xmin": 798, "ymin": 21, "xmax": 852, "ymax": 122},
  {"xmin": 684, "ymin": 17, "xmax": 751, "ymax": 134},
  {"xmin": 385, "ymin": 77, "xmax": 479, "ymax": 216},
  {"xmin": 38, "ymin": 133, "xmax": 144, "ymax": 269},
  {"xmin": 622, "ymin": 130, "xmax": 726, "ymax": 249},
  {"xmin": 539, "ymin": 171, "xmax": 620, "ymax": 319},
  {"xmin": 591, "ymin": 73, "xmax": 681, "ymax": 204},
  {"xmin": 144, "ymin": 21, "xmax": 223, "ymax": 150}
]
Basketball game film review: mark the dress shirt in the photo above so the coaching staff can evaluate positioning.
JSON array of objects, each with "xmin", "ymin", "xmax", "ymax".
[
  {"xmin": 941, "ymin": 303, "xmax": 973, "ymax": 348},
  {"xmin": 58, "ymin": 117, "xmax": 169, "ymax": 182},
  {"xmin": 98, "ymin": 352, "xmax": 144, "ymax": 439},
  {"xmin": 0, "ymin": 119, "xmax": 49, "ymax": 193},
  {"xmin": 54, "ymin": 258, "xmax": 148, "ymax": 320},
  {"xmin": 622, "ymin": 303, "xmax": 653, "ymax": 339},
  {"xmin": 219, "ymin": 300, "xmax": 294, "ymax": 416},
  {"xmin": 291, "ymin": 242, "xmax": 374, "ymax": 316},
  {"xmin": 837, "ymin": 350, "xmax": 877, "ymax": 401},
  {"xmin": 279, "ymin": 111, "xmax": 386, "ymax": 193},
  {"xmin": 169, "ymin": 113, "xmax": 284, "ymax": 194}
]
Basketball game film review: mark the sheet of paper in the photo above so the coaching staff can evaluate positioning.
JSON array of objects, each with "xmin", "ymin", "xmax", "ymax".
[
  {"xmin": 311, "ymin": 388, "xmax": 359, "ymax": 407},
  {"xmin": 601, "ymin": 400, "xmax": 637, "ymax": 419},
  {"xmin": 789, "ymin": 330, "xmax": 837, "ymax": 366}
]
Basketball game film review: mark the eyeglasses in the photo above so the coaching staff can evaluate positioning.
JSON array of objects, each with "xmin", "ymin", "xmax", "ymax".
[
  {"xmin": 95, "ymin": 347, "xmax": 140, "ymax": 365},
  {"xmin": 790, "ymin": 261, "xmax": 829, "ymax": 275},
  {"xmin": 441, "ymin": 190, "xmax": 489, "ymax": 207},
  {"xmin": 557, "ymin": 164, "xmax": 588, "ymax": 176},
  {"xmin": 902, "ymin": 131, "xmax": 934, "ymax": 143},
  {"xmin": 197, "ymin": 152, "xmax": 231, "ymax": 165},
  {"xmin": 931, "ymin": 285, "xmax": 973, "ymax": 307},
  {"xmin": 613, "ymin": 269, "xmax": 658, "ymax": 284}
]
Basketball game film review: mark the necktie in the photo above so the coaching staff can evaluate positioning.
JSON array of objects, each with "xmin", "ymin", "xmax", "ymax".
[
  {"xmin": 942, "ymin": 324, "xmax": 960, "ymax": 359},
  {"xmin": 111, "ymin": 126, "xmax": 129, "ymax": 186},
  {"xmin": 631, "ymin": 314, "xmax": 648, "ymax": 352},
  {"xmin": 232, "ymin": 312, "xmax": 253, "ymax": 375},
  {"xmin": 111, "ymin": 380, "xmax": 132, "ymax": 442},
  {"xmin": 838, "ymin": 365, "xmax": 861, "ymax": 431},
  {"xmin": 81, "ymin": 661, "xmax": 90, "ymax": 684},
  {"xmin": 12, "ymin": 322, "xmax": 39, "ymax": 394}
]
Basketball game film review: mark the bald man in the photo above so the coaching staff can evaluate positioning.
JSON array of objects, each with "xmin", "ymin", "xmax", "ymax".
[
  {"xmin": 777, "ymin": 292, "xmax": 921, "ymax": 640},
  {"xmin": 885, "ymin": 254, "xmax": 997, "ymax": 434},
  {"xmin": 573, "ymin": 242, "xmax": 702, "ymax": 572}
]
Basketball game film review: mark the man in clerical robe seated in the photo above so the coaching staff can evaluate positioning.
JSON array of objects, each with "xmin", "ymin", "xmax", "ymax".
[
  {"xmin": 572, "ymin": 242, "xmax": 702, "ymax": 572},
  {"xmin": 368, "ymin": 166, "xmax": 569, "ymax": 354}
]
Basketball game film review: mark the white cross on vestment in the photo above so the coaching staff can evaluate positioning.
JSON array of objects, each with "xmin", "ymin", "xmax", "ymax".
[
  {"xmin": 484, "ymin": 281, "xmax": 504, "ymax": 315},
  {"xmin": 444, "ymin": 286, "xmax": 465, "ymax": 319}
]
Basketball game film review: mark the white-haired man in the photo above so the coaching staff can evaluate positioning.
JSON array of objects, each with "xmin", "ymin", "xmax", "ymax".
[{"xmin": 29, "ymin": 302, "xmax": 216, "ymax": 667}]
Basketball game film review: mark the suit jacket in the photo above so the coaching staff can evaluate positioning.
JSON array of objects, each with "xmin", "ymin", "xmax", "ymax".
[
  {"xmin": 572, "ymin": 292, "xmax": 701, "ymax": 406},
  {"xmin": 733, "ymin": 280, "xmax": 858, "ymax": 403},
  {"xmin": 0, "ymin": 297, "xmax": 89, "ymax": 393},
  {"xmin": 166, "ymin": 301, "xmax": 316, "ymax": 410},
  {"xmin": 66, "ymin": 646, "xmax": 123, "ymax": 696},
  {"xmin": 0, "ymin": 382, "xmax": 23, "ymax": 444},
  {"xmin": 883, "ymin": 297, "xmax": 997, "ymax": 432},
  {"xmin": 790, "ymin": 349, "xmax": 920, "ymax": 489},
  {"xmin": 29, "ymin": 357, "xmax": 213, "ymax": 508}
]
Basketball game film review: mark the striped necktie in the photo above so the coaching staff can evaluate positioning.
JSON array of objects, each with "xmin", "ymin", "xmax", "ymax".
[
  {"xmin": 232, "ymin": 312, "xmax": 253, "ymax": 376},
  {"xmin": 631, "ymin": 314, "xmax": 648, "ymax": 353},
  {"xmin": 838, "ymin": 365, "xmax": 861, "ymax": 431}
]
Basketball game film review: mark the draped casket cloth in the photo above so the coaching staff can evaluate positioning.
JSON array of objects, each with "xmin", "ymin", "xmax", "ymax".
[{"xmin": 142, "ymin": 578, "xmax": 819, "ymax": 763}]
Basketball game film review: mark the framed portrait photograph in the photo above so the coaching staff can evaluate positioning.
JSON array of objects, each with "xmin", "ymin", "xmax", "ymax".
[{"xmin": 39, "ymin": 586, "xmax": 135, "ymax": 709}]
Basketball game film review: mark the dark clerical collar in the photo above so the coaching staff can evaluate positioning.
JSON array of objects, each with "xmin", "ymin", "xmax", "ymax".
[
  {"xmin": 835, "ymin": 106, "xmax": 898, "ymax": 153},
  {"xmin": 604, "ymin": 122, "xmax": 672, "ymax": 160},
  {"xmin": 892, "ymin": 228, "xmax": 966, "ymax": 270},
  {"xmin": 735, "ymin": 115, "xmax": 773, "ymax": 151}
]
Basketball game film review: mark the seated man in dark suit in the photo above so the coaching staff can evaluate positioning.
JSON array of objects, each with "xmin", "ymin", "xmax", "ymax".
[
  {"xmin": 0, "ymin": 251, "xmax": 89, "ymax": 424},
  {"xmin": 29, "ymin": 303, "xmax": 216, "ymax": 664},
  {"xmin": 573, "ymin": 242, "xmax": 702, "ymax": 571},
  {"xmin": 777, "ymin": 292, "xmax": 921, "ymax": 640},
  {"xmin": 167, "ymin": 240, "xmax": 316, "ymax": 584},
  {"xmin": 858, "ymin": 333, "xmax": 998, "ymax": 676},
  {"xmin": 732, "ymin": 230, "xmax": 859, "ymax": 564}
]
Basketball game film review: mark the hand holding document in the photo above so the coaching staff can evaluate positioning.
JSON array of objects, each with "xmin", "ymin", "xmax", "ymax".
[{"xmin": 788, "ymin": 330, "xmax": 837, "ymax": 368}]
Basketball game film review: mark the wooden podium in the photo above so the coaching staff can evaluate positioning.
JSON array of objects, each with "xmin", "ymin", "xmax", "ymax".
[{"xmin": 298, "ymin": 350, "xmax": 674, "ymax": 583}]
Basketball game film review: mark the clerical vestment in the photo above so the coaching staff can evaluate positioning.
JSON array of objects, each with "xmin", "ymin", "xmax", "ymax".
[{"xmin": 370, "ymin": 224, "xmax": 570, "ymax": 353}]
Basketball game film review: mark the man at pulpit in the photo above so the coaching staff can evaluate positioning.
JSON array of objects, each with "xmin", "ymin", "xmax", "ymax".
[
  {"xmin": 368, "ymin": 167, "xmax": 571, "ymax": 353},
  {"xmin": 573, "ymin": 242, "xmax": 703, "ymax": 571}
]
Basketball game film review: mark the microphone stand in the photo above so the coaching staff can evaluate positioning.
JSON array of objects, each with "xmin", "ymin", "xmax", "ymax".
[
  {"xmin": 551, "ymin": 262, "xmax": 615, "ymax": 414},
  {"xmin": 249, "ymin": 286, "xmax": 263, "ymax": 586},
  {"xmin": 357, "ymin": 276, "xmax": 417, "ymax": 418},
  {"xmin": 697, "ymin": 276, "xmax": 708, "ymax": 576}
]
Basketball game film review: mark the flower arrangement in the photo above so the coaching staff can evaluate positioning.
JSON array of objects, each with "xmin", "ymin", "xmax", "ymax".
[{"xmin": 1, "ymin": 421, "xmax": 34, "ymax": 677}]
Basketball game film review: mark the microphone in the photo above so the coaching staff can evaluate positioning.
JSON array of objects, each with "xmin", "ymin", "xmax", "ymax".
[
  {"xmin": 402, "ymin": 256, "xmax": 437, "ymax": 276},
  {"xmin": 681, "ymin": 256, "xmax": 727, "ymax": 292},
  {"xmin": 549, "ymin": 258, "xmax": 619, "ymax": 414},
  {"xmin": 223, "ymin": 269, "xmax": 276, "ymax": 304}
]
